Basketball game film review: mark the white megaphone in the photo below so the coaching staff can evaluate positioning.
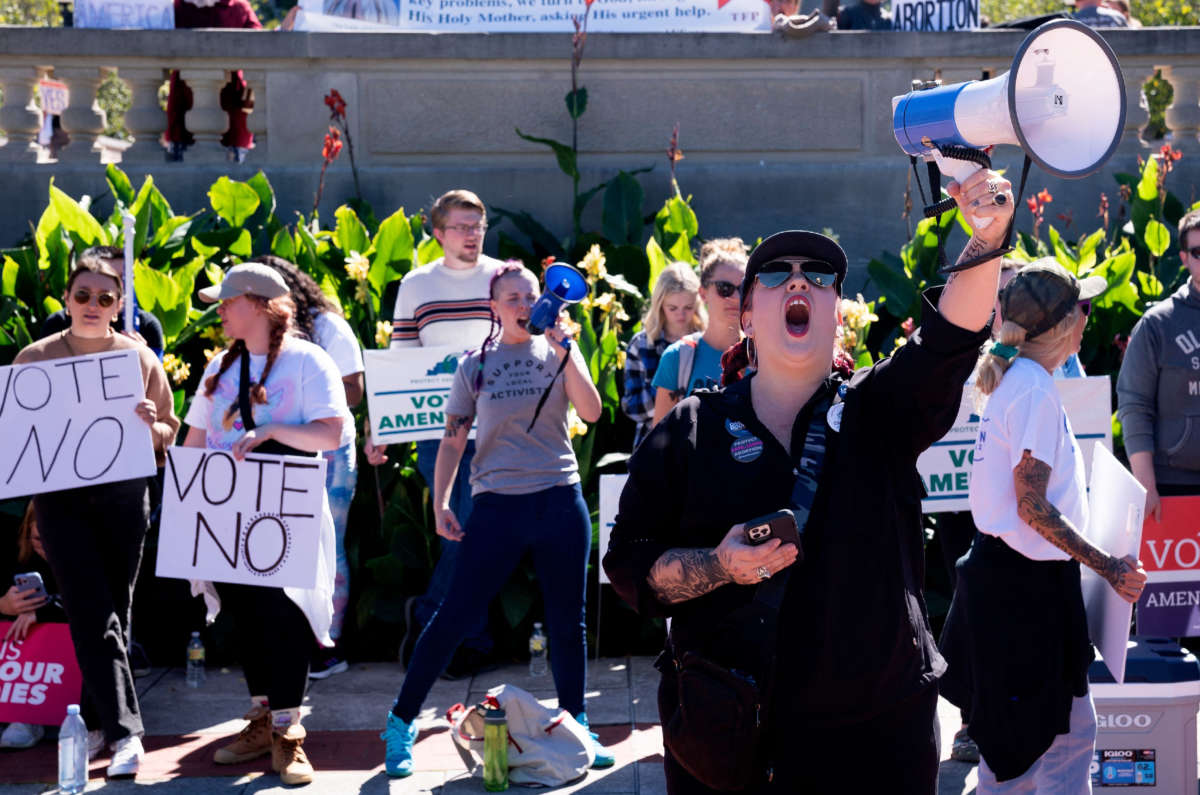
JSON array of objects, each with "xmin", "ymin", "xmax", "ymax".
[{"xmin": 893, "ymin": 18, "xmax": 1126, "ymax": 231}]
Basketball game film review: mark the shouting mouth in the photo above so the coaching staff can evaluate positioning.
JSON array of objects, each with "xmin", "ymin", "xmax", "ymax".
[
  {"xmin": 785, "ymin": 295, "xmax": 810, "ymax": 338},
  {"xmin": 516, "ymin": 317, "xmax": 529, "ymax": 330}
]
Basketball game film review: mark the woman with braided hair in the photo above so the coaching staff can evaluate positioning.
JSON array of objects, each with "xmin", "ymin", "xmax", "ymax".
[
  {"xmin": 378, "ymin": 263, "xmax": 614, "ymax": 777},
  {"xmin": 181, "ymin": 263, "xmax": 352, "ymax": 786}
]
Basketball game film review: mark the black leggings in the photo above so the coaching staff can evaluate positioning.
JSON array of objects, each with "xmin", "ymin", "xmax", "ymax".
[
  {"xmin": 214, "ymin": 582, "xmax": 312, "ymax": 709},
  {"xmin": 34, "ymin": 478, "xmax": 149, "ymax": 743}
]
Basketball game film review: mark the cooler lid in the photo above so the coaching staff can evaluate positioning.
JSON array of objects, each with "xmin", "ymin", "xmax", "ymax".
[{"xmin": 1089, "ymin": 636, "xmax": 1200, "ymax": 684}]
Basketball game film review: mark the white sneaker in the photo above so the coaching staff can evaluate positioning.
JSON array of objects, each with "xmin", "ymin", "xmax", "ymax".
[
  {"xmin": 106, "ymin": 734, "xmax": 143, "ymax": 777},
  {"xmin": 0, "ymin": 722, "xmax": 44, "ymax": 748},
  {"xmin": 87, "ymin": 730, "xmax": 104, "ymax": 760}
]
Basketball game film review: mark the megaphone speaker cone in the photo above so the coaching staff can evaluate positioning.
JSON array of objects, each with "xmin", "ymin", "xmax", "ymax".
[{"xmin": 1008, "ymin": 19, "xmax": 1126, "ymax": 178}]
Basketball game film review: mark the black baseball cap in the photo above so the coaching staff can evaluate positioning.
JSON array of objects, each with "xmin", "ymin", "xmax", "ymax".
[
  {"xmin": 742, "ymin": 230, "xmax": 848, "ymax": 301},
  {"xmin": 1000, "ymin": 260, "xmax": 1107, "ymax": 339}
]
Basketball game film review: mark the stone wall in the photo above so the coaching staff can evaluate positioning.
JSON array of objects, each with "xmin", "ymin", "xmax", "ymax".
[{"xmin": 0, "ymin": 26, "xmax": 1198, "ymax": 282}]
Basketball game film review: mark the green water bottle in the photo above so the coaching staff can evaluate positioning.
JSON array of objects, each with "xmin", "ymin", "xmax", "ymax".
[{"xmin": 483, "ymin": 704, "xmax": 509, "ymax": 791}]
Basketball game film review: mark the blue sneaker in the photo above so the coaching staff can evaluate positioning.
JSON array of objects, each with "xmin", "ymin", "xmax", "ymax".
[
  {"xmin": 381, "ymin": 712, "xmax": 418, "ymax": 777},
  {"xmin": 575, "ymin": 712, "xmax": 615, "ymax": 769}
]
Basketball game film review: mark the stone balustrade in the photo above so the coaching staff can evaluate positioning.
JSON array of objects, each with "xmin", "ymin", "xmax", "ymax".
[{"xmin": 0, "ymin": 26, "xmax": 1197, "ymax": 268}]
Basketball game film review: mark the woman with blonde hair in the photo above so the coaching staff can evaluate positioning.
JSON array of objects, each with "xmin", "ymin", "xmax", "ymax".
[
  {"xmin": 650, "ymin": 238, "xmax": 747, "ymax": 425},
  {"xmin": 940, "ymin": 259, "xmax": 1146, "ymax": 791},
  {"xmin": 621, "ymin": 261, "xmax": 705, "ymax": 447},
  {"xmin": 182, "ymin": 263, "xmax": 352, "ymax": 786}
]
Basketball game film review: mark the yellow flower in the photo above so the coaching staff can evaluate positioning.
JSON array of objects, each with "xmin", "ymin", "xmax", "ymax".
[
  {"xmin": 344, "ymin": 250, "xmax": 370, "ymax": 283},
  {"xmin": 593, "ymin": 292, "xmax": 616, "ymax": 315},
  {"xmin": 162, "ymin": 353, "xmax": 191, "ymax": 385},
  {"xmin": 579, "ymin": 294, "xmax": 595, "ymax": 311},
  {"xmin": 200, "ymin": 325, "xmax": 226, "ymax": 344},
  {"xmin": 375, "ymin": 320, "xmax": 393, "ymax": 349},
  {"xmin": 204, "ymin": 347, "xmax": 222, "ymax": 364},
  {"xmin": 839, "ymin": 293, "xmax": 878, "ymax": 332},
  {"xmin": 613, "ymin": 304, "xmax": 630, "ymax": 323},
  {"xmin": 562, "ymin": 317, "xmax": 582, "ymax": 338},
  {"xmin": 355, "ymin": 281, "xmax": 370, "ymax": 304},
  {"xmin": 581, "ymin": 244, "xmax": 607, "ymax": 281},
  {"xmin": 567, "ymin": 407, "xmax": 589, "ymax": 439},
  {"xmin": 892, "ymin": 335, "xmax": 908, "ymax": 353},
  {"xmin": 616, "ymin": 349, "xmax": 627, "ymax": 369}
]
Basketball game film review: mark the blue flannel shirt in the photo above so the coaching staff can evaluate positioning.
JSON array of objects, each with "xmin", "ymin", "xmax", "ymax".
[{"xmin": 621, "ymin": 330, "xmax": 670, "ymax": 448}]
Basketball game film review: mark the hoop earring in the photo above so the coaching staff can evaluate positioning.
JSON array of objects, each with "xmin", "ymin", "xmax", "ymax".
[{"xmin": 746, "ymin": 336, "xmax": 758, "ymax": 369}]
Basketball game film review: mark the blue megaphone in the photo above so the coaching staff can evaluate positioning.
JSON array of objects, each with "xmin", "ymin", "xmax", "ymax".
[{"xmin": 528, "ymin": 263, "xmax": 589, "ymax": 335}]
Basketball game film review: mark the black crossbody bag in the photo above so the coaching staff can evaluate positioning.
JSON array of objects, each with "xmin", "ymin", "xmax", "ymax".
[
  {"xmin": 237, "ymin": 350, "xmax": 318, "ymax": 459},
  {"xmin": 656, "ymin": 393, "xmax": 832, "ymax": 792}
]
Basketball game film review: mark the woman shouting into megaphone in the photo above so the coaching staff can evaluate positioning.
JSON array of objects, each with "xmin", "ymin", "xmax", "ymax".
[
  {"xmin": 377, "ymin": 262, "xmax": 615, "ymax": 777},
  {"xmin": 604, "ymin": 169, "xmax": 1014, "ymax": 794}
]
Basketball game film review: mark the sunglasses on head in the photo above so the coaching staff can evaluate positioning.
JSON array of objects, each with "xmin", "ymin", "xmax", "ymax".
[
  {"xmin": 72, "ymin": 288, "xmax": 118, "ymax": 308},
  {"xmin": 704, "ymin": 280, "xmax": 741, "ymax": 299},
  {"xmin": 755, "ymin": 258, "xmax": 839, "ymax": 290}
]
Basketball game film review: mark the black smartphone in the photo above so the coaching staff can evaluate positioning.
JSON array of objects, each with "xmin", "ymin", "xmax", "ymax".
[
  {"xmin": 13, "ymin": 572, "xmax": 47, "ymax": 602},
  {"xmin": 743, "ymin": 509, "xmax": 804, "ymax": 562}
]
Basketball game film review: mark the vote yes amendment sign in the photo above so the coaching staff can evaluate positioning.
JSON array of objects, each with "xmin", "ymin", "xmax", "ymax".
[
  {"xmin": 365, "ymin": 347, "xmax": 476, "ymax": 445},
  {"xmin": 917, "ymin": 376, "xmax": 1112, "ymax": 513},
  {"xmin": 157, "ymin": 448, "xmax": 327, "ymax": 589},
  {"xmin": 0, "ymin": 351, "xmax": 157, "ymax": 499}
]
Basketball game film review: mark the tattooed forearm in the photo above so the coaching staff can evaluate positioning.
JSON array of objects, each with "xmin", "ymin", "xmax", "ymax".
[
  {"xmin": 953, "ymin": 234, "xmax": 991, "ymax": 267},
  {"xmin": 1013, "ymin": 450, "xmax": 1132, "ymax": 590},
  {"xmin": 443, "ymin": 414, "xmax": 473, "ymax": 439},
  {"xmin": 647, "ymin": 548, "xmax": 730, "ymax": 604}
]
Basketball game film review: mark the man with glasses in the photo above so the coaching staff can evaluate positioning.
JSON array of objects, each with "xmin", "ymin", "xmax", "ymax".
[
  {"xmin": 367, "ymin": 189, "xmax": 500, "ymax": 679},
  {"xmin": 1118, "ymin": 208, "xmax": 1200, "ymax": 521}
]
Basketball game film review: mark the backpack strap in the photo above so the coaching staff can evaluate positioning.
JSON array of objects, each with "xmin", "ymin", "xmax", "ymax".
[{"xmin": 671, "ymin": 332, "xmax": 704, "ymax": 401}]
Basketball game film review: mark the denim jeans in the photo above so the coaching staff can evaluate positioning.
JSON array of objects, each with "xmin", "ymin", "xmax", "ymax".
[
  {"xmin": 323, "ymin": 442, "xmax": 358, "ymax": 641},
  {"xmin": 413, "ymin": 439, "xmax": 490, "ymax": 651},
  {"xmin": 978, "ymin": 694, "xmax": 1097, "ymax": 794},
  {"xmin": 393, "ymin": 483, "xmax": 591, "ymax": 722}
]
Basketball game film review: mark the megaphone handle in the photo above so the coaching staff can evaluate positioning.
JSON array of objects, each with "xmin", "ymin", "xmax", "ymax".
[{"xmin": 930, "ymin": 150, "xmax": 993, "ymax": 231}]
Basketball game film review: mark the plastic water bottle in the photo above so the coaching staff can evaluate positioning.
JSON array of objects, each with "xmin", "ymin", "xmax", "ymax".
[
  {"xmin": 186, "ymin": 631, "xmax": 206, "ymax": 688},
  {"xmin": 528, "ymin": 622, "xmax": 547, "ymax": 677},
  {"xmin": 482, "ymin": 704, "xmax": 509, "ymax": 791},
  {"xmin": 58, "ymin": 704, "xmax": 88, "ymax": 794}
]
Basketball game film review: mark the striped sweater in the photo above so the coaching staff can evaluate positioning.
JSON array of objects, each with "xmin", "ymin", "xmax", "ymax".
[{"xmin": 389, "ymin": 256, "xmax": 504, "ymax": 349}]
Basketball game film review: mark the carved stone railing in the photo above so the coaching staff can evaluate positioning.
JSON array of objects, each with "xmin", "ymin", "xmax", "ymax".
[{"xmin": 0, "ymin": 26, "xmax": 1196, "ymax": 266}]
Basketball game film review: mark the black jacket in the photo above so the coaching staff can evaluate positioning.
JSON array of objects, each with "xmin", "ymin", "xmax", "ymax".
[{"xmin": 603, "ymin": 288, "xmax": 989, "ymax": 729}]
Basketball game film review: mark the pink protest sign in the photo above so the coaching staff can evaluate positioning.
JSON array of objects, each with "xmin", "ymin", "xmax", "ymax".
[{"xmin": 0, "ymin": 623, "xmax": 82, "ymax": 726}]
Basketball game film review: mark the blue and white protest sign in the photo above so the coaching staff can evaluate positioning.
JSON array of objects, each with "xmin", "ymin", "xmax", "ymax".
[
  {"xmin": 0, "ymin": 351, "xmax": 156, "ymax": 499},
  {"xmin": 364, "ymin": 346, "xmax": 477, "ymax": 446},
  {"xmin": 74, "ymin": 0, "xmax": 174, "ymax": 28}
]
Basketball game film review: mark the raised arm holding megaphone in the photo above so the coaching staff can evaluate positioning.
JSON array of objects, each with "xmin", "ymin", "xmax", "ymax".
[{"xmin": 892, "ymin": 19, "xmax": 1126, "ymax": 272}]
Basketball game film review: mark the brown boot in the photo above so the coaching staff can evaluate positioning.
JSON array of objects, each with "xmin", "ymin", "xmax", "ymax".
[
  {"xmin": 272, "ymin": 723, "xmax": 315, "ymax": 785},
  {"xmin": 214, "ymin": 705, "xmax": 272, "ymax": 764}
]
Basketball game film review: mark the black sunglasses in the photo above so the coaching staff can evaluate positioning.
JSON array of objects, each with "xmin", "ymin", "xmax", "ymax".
[
  {"xmin": 704, "ymin": 280, "xmax": 741, "ymax": 299},
  {"xmin": 72, "ymin": 288, "xmax": 118, "ymax": 308},
  {"xmin": 1185, "ymin": 246, "xmax": 1200, "ymax": 259},
  {"xmin": 755, "ymin": 259, "xmax": 839, "ymax": 290}
]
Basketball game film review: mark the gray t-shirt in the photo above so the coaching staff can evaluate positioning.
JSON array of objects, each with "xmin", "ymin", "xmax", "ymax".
[{"xmin": 447, "ymin": 336, "xmax": 582, "ymax": 496}]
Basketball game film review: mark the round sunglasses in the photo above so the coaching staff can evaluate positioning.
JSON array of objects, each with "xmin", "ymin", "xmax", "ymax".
[
  {"xmin": 755, "ymin": 258, "xmax": 839, "ymax": 290},
  {"xmin": 72, "ymin": 288, "xmax": 119, "ymax": 308},
  {"xmin": 703, "ymin": 280, "xmax": 741, "ymax": 299}
]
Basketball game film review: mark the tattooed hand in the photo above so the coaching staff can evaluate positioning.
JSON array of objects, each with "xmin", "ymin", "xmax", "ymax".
[
  {"xmin": 646, "ymin": 524, "xmax": 799, "ymax": 604},
  {"xmin": 1103, "ymin": 554, "xmax": 1148, "ymax": 604}
]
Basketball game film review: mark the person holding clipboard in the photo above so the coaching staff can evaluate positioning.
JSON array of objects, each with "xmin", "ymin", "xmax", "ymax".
[{"xmin": 13, "ymin": 253, "xmax": 178, "ymax": 779}]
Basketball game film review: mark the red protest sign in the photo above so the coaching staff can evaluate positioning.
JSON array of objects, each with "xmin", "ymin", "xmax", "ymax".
[
  {"xmin": 0, "ymin": 623, "xmax": 83, "ymax": 726},
  {"xmin": 1139, "ymin": 496, "xmax": 1200, "ymax": 580}
]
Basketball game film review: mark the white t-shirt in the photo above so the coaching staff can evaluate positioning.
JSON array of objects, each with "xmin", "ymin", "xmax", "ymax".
[
  {"xmin": 185, "ymin": 337, "xmax": 353, "ymax": 450},
  {"xmin": 311, "ymin": 311, "xmax": 364, "ymax": 378},
  {"xmin": 183, "ymin": 336, "xmax": 350, "ymax": 645},
  {"xmin": 968, "ymin": 357, "xmax": 1088, "ymax": 562}
]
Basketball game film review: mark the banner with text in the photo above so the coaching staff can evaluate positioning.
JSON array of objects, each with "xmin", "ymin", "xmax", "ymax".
[
  {"xmin": 365, "ymin": 347, "xmax": 477, "ymax": 446},
  {"xmin": 298, "ymin": 0, "xmax": 771, "ymax": 32},
  {"xmin": 598, "ymin": 474, "xmax": 628, "ymax": 585},
  {"xmin": 0, "ymin": 351, "xmax": 157, "ymax": 500},
  {"xmin": 74, "ymin": 0, "xmax": 173, "ymax": 28},
  {"xmin": 0, "ymin": 623, "xmax": 84, "ymax": 726},
  {"xmin": 157, "ymin": 448, "xmax": 327, "ymax": 589},
  {"xmin": 917, "ymin": 376, "xmax": 1111, "ymax": 513},
  {"xmin": 1135, "ymin": 495, "xmax": 1200, "ymax": 636},
  {"xmin": 891, "ymin": 0, "xmax": 979, "ymax": 31}
]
